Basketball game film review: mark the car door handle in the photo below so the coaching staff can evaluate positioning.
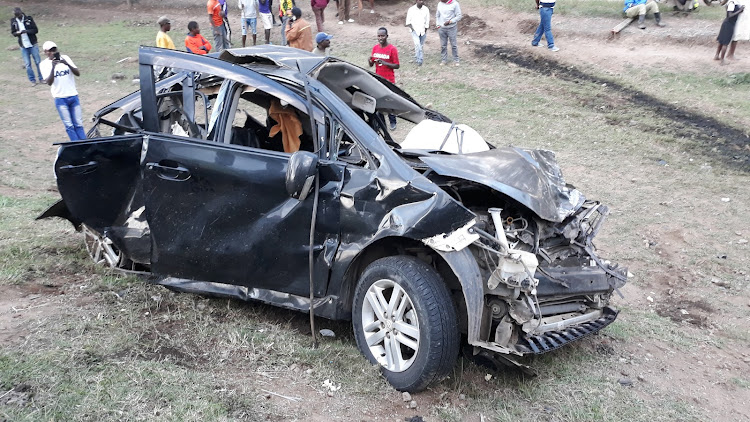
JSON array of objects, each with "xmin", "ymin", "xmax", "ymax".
[
  {"xmin": 146, "ymin": 162, "xmax": 191, "ymax": 181},
  {"xmin": 59, "ymin": 161, "xmax": 98, "ymax": 175}
]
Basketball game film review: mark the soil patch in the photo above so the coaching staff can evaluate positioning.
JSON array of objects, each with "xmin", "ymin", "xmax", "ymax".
[
  {"xmin": 655, "ymin": 296, "xmax": 715, "ymax": 327},
  {"xmin": 475, "ymin": 44, "xmax": 750, "ymax": 172},
  {"xmin": 0, "ymin": 285, "xmax": 64, "ymax": 346},
  {"xmin": 457, "ymin": 14, "xmax": 488, "ymax": 36}
]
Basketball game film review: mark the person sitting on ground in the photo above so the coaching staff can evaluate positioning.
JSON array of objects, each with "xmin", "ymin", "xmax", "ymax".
[
  {"xmin": 312, "ymin": 32, "xmax": 333, "ymax": 55},
  {"xmin": 286, "ymin": 7, "xmax": 313, "ymax": 51},
  {"xmin": 156, "ymin": 16, "xmax": 176, "ymax": 49},
  {"xmin": 185, "ymin": 21, "xmax": 212, "ymax": 54},
  {"xmin": 672, "ymin": 0, "xmax": 700, "ymax": 13},
  {"xmin": 624, "ymin": 0, "xmax": 666, "ymax": 29}
]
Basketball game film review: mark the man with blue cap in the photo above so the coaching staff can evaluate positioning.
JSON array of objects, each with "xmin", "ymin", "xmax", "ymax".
[{"xmin": 312, "ymin": 32, "xmax": 332, "ymax": 55}]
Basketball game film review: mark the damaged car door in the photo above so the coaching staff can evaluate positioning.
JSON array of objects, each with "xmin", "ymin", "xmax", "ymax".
[
  {"xmin": 138, "ymin": 59, "xmax": 344, "ymax": 297},
  {"xmin": 52, "ymin": 134, "xmax": 149, "ymax": 267}
]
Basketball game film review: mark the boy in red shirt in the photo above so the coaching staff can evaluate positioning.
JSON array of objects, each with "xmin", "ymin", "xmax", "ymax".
[
  {"xmin": 368, "ymin": 27, "xmax": 400, "ymax": 131},
  {"xmin": 185, "ymin": 21, "xmax": 212, "ymax": 55}
]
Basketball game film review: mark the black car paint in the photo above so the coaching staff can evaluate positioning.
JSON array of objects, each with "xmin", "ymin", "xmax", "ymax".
[
  {"xmin": 40, "ymin": 47, "xmax": 625, "ymax": 359},
  {"xmin": 45, "ymin": 47, "xmax": 479, "ymax": 320}
]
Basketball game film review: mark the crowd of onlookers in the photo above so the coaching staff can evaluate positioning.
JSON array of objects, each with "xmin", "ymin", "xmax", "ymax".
[
  {"xmin": 9, "ymin": 0, "xmax": 749, "ymax": 140},
  {"xmin": 148, "ymin": 0, "xmax": 465, "ymax": 66}
]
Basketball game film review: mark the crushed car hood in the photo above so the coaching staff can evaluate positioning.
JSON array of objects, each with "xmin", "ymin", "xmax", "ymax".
[{"xmin": 420, "ymin": 147, "xmax": 585, "ymax": 223}]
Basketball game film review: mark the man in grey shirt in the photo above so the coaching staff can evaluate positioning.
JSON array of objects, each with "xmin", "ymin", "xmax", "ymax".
[{"xmin": 435, "ymin": 0, "xmax": 462, "ymax": 66}]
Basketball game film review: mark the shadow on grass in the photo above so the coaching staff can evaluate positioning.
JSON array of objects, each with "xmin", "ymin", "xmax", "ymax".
[{"xmin": 476, "ymin": 44, "xmax": 750, "ymax": 173}]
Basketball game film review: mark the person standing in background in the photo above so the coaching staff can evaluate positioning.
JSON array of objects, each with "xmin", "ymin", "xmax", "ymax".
[
  {"xmin": 185, "ymin": 21, "xmax": 212, "ymax": 54},
  {"xmin": 286, "ymin": 7, "xmax": 313, "ymax": 51},
  {"xmin": 208, "ymin": 0, "xmax": 230, "ymax": 51},
  {"xmin": 311, "ymin": 0, "xmax": 328, "ymax": 32},
  {"xmin": 279, "ymin": 0, "xmax": 295, "ymax": 45},
  {"xmin": 435, "ymin": 0, "xmax": 462, "ymax": 65},
  {"xmin": 258, "ymin": 0, "xmax": 274, "ymax": 43},
  {"xmin": 405, "ymin": 0, "xmax": 430, "ymax": 66},
  {"xmin": 714, "ymin": 0, "xmax": 744, "ymax": 64},
  {"xmin": 156, "ymin": 16, "xmax": 176, "ymax": 49},
  {"xmin": 10, "ymin": 7, "xmax": 42, "ymax": 86},
  {"xmin": 532, "ymin": 0, "xmax": 559, "ymax": 51},
  {"xmin": 727, "ymin": 0, "xmax": 750, "ymax": 59},
  {"xmin": 239, "ymin": 0, "xmax": 260, "ymax": 46},
  {"xmin": 337, "ymin": 0, "xmax": 354, "ymax": 24},
  {"xmin": 368, "ymin": 27, "xmax": 400, "ymax": 131},
  {"xmin": 39, "ymin": 41, "xmax": 86, "ymax": 141}
]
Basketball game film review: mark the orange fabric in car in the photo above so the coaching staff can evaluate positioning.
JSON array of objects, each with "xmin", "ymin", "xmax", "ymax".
[{"xmin": 268, "ymin": 99, "xmax": 302, "ymax": 153}]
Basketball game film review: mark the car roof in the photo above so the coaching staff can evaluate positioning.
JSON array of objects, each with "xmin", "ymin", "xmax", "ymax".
[{"xmin": 219, "ymin": 45, "xmax": 327, "ymax": 76}]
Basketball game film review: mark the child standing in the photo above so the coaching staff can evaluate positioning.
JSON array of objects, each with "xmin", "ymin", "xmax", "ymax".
[
  {"xmin": 715, "ymin": 0, "xmax": 745, "ymax": 64},
  {"xmin": 368, "ymin": 27, "xmax": 400, "ymax": 131},
  {"xmin": 185, "ymin": 21, "xmax": 212, "ymax": 55}
]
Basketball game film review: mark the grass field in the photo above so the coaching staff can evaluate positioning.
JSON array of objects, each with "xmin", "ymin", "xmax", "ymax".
[{"xmin": 1, "ymin": 0, "xmax": 749, "ymax": 421}]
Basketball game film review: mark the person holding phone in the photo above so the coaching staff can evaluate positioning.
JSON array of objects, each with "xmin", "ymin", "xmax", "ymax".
[
  {"xmin": 39, "ymin": 41, "xmax": 86, "ymax": 141},
  {"xmin": 285, "ymin": 7, "xmax": 313, "ymax": 51}
]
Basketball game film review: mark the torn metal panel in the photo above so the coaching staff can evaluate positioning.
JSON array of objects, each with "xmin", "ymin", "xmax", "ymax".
[
  {"xmin": 420, "ymin": 148, "xmax": 585, "ymax": 223},
  {"xmin": 156, "ymin": 277, "xmax": 343, "ymax": 319}
]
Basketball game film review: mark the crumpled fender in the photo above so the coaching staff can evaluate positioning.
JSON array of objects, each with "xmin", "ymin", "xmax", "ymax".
[
  {"xmin": 36, "ymin": 199, "xmax": 81, "ymax": 229},
  {"xmin": 433, "ymin": 247, "xmax": 485, "ymax": 347}
]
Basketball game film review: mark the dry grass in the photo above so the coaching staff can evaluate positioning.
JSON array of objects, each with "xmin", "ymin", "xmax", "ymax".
[{"xmin": 1, "ymin": 1, "xmax": 749, "ymax": 421}]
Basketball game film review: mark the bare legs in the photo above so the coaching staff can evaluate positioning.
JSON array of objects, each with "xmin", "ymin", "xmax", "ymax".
[
  {"xmin": 726, "ymin": 40, "xmax": 738, "ymax": 60},
  {"xmin": 715, "ymin": 43, "xmax": 729, "ymax": 65}
]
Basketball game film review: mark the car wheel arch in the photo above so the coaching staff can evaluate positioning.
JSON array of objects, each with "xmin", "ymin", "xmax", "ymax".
[{"xmin": 337, "ymin": 236, "xmax": 482, "ymax": 338}]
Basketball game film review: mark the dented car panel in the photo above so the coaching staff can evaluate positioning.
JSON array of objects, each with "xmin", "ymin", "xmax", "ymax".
[
  {"xmin": 420, "ymin": 148, "xmax": 584, "ymax": 223},
  {"xmin": 39, "ymin": 46, "xmax": 627, "ymax": 388}
]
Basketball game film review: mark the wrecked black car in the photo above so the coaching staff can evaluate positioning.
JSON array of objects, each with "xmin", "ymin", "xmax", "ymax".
[{"xmin": 39, "ymin": 46, "xmax": 627, "ymax": 392}]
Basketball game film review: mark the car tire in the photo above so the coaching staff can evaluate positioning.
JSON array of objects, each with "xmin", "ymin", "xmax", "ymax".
[{"xmin": 352, "ymin": 256, "xmax": 460, "ymax": 392}]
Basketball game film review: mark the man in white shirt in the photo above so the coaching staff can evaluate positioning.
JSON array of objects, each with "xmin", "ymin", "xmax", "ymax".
[
  {"xmin": 10, "ymin": 8, "xmax": 42, "ymax": 86},
  {"xmin": 39, "ymin": 41, "xmax": 87, "ymax": 141},
  {"xmin": 405, "ymin": 0, "xmax": 430, "ymax": 66},
  {"xmin": 239, "ymin": 0, "xmax": 260, "ymax": 46}
]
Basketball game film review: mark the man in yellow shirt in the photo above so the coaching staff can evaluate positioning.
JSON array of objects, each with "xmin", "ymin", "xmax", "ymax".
[{"xmin": 156, "ymin": 16, "xmax": 176, "ymax": 49}]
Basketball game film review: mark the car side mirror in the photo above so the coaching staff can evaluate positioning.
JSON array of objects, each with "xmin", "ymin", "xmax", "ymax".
[{"xmin": 286, "ymin": 151, "xmax": 318, "ymax": 201}]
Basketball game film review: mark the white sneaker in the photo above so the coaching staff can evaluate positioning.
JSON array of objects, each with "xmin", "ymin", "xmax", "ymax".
[
  {"xmin": 348, "ymin": 18, "xmax": 355, "ymax": 22},
  {"xmin": 338, "ymin": 20, "xmax": 344, "ymax": 24},
  {"xmin": 549, "ymin": 46, "xmax": 560, "ymax": 52}
]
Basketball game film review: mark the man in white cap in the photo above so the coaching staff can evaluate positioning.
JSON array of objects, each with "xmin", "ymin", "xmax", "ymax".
[
  {"xmin": 312, "ymin": 32, "xmax": 332, "ymax": 55},
  {"xmin": 39, "ymin": 41, "xmax": 87, "ymax": 141},
  {"xmin": 156, "ymin": 16, "xmax": 176, "ymax": 49}
]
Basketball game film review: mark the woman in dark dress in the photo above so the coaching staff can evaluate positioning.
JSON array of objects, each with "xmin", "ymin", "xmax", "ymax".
[{"xmin": 715, "ymin": 0, "xmax": 745, "ymax": 64}]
